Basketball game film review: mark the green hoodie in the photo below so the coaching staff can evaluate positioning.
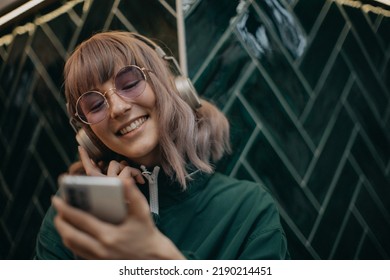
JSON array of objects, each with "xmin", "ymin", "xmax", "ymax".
[{"xmin": 35, "ymin": 171, "xmax": 289, "ymax": 260}]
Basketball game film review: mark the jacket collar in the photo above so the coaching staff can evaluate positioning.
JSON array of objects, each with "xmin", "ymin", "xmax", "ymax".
[{"xmin": 156, "ymin": 167, "xmax": 212, "ymax": 208}]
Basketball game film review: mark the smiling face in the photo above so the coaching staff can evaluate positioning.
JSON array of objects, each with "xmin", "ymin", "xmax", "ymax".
[
  {"xmin": 64, "ymin": 32, "xmax": 168, "ymax": 167},
  {"xmin": 88, "ymin": 74, "xmax": 161, "ymax": 167},
  {"xmin": 65, "ymin": 32, "xmax": 184, "ymax": 170}
]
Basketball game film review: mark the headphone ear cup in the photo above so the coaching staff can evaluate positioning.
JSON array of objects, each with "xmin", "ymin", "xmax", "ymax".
[
  {"xmin": 174, "ymin": 76, "xmax": 202, "ymax": 110},
  {"xmin": 75, "ymin": 128, "xmax": 111, "ymax": 161}
]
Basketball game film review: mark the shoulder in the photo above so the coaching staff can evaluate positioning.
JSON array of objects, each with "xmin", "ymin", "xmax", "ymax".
[
  {"xmin": 200, "ymin": 172, "xmax": 280, "ymax": 218},
  {"xmin": 204, "ymin": 173, "xmax": 289, "ymax": 259},
  {"xmin": 206, "ymin": 172, "xmax": 274, "ymax": 202}
]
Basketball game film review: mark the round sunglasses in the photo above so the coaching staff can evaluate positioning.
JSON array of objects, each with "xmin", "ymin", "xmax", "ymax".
[{"xmin": 75, "ymin": 65, "xmax": 149, "ymax": 125}]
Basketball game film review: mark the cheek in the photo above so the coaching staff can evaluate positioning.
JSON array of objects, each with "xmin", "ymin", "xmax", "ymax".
[
  {"xmin": 90, "ymin": 125, "xmax": 109, "ymax": 144},
  {"xmin": 143, "ymin": 84, "xmax": 157, "ymax": 106}
]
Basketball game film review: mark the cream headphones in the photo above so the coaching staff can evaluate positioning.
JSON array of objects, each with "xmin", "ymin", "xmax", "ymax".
[{"xmin": 68, "ymin": 33, "xmax": 201, "ymax": 161}]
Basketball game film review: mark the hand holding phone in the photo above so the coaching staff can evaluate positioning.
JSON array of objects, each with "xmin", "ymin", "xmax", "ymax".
[{"xmin": 59, "ymin": 175, "xmax": 127, "ymax": 224}]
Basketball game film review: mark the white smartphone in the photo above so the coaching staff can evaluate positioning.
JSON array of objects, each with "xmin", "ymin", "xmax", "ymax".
[{"xmin": 59, "ymin": 175, "xmax": 127, "ymax": 224}]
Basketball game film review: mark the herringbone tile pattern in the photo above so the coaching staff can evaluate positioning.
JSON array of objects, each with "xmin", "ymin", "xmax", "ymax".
[{"xmin": 0, "ymin": 0, "xmax": 389, "ymax": 259}]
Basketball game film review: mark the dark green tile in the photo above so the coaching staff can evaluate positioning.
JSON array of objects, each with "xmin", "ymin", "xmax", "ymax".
[
  {"xmin": 356, "ymin": 186, "xmax": 390, "ymax": 256},
  {"xmin": 4, "ymin": 153, "xmax": 39, "ymax": 238},
  {"xmin": 1, "ymin": 102, "xmax": 39, "ymax": 190},
  {"xmin": 118, "ymin": 0, "xmax": 176, "ymax": 33},
  {"xmin": 0, "ymin": 89, "xmax": 5, "ymax": 127},
  {"xmin": 347, "ymin": 82, "xmax": 390, "ymax": 167},
  {"xmin": 0, "ymin": 57, "xmax": 36, "ymax": 146},
  {"xmin": 281, "ymin": 219, "xmax": 314, "ymax": 260},
  {"xmin": 235, "ymin": 5, "xmax": 309, "ymax": 116},
  {"xmin": 165, "ymin": 0, "xmax": 175, "ymax": 10},
  {"xmin": 303, "ymin": 54, "xmax": 350, "ymax": 145},
  {"xmin": 0, "ymin": 180, "xmax": 8, "ymax": 216},
  {"xmin": 307, "ymin": 107, "xmax": 354, "ymax": 203},
  {"xmin": 186, "ymin": 0, "xmax": 238, "ymax": 77},
  {"xmin": 0, "ymin": 32, "xmax": 29, "ymax": 98},
  {"xmin": 376, "ymin": 16, "xmax": 390, "ymax": 49},
  {"xmin": 0, "ymin": 82, "xmax": 5, "ymax": 103},
  {"xmin": 234, "ymin": 165, "xmax": 254, "ymax": 182},
  {"xmin": 358, "ymin": 235, "xmax": 386, "ymax": 260},
  {"xmin": 45, "ymin": 11, "xmax": 78, "ymax": 52},
  {"xmin": 116, "ymin": 0, "xmax": 178, "ymax": 57},
  {"xmin": 342, "ymin": 31, "xmax": 388, "ymax": 117},
  {"xmin": 217, "ymin": 99, "xmax": 256, "ymax": 174},
  {"xmin": 342, "ymin": 5, "xmax": 385, "ymax": 69},
  {"xmin": 9, "ymin": 206, "xmax": 42, "ymax": 260},
  {"xmin": 383, "ymin": 59, "xmax": 390, "ymax": 92},
  {"xmin": 31, "ymin": 26, "xmax": 64, "ymax": 89},
  {"xmin": 0, "ymin": 224, "xmax": 11, "ymax": 259},
  {"xmin": 33, "ymin": 76, "xmax": 77, "ymax": 159},
  {"xmin": 0, "ymin": 137, "xmax": 6, "ymax": 173},
  {"xmin": 255, "ymin": 0, "xmax": 307, "ymax": 59},
  {"xmin": 284, "ymin": 0, "xmax": 295, "ymax": 5},
  {"xmin": 365, "ymin": 9, "xmax": 379, "ymax": 26},
  {"xmin": 352, "ymin": 135, "xmax": 390, "ymax": 209},
  {"xmin": 241, "ymin": 68, "xmax": 312, "ymax": 177},
  {"xmin": 0, "ymin": 44, "xmax": 6, "ymax": 60},
  {"xmin": 76, "ymin": 0, "xmax": 116, "ymax": 44},
  {"xmin": 195, "ymin": 35, "xmax": 252, "ymax": 107},
  {"xmin": 35, "ymin": 126, "xmax": 70, "ymax": 178},
  {"xmin": 332, "ymin": 214, "xmax": 363, "ymax": 259},
  {"xmin": 247, "ymin": 131, "xmax": 318, "ymax": 237},
  {"xmin": 107, "ymin": 13, "xmax": 133, "ymax": 32},
  {"xmin": 311, "ymin": 161, "xmax": 360, "ymax": 258},
  {"xmin": 71, "ymin": 0, "xmax": 85, "ymax": 18},
  {"xmin": 300, "ymin": 2, "xmax": 345, "ymax": 88},
  {"xmin": 293, "ymin": 0, "xmax": 326, "ymax": 33}
]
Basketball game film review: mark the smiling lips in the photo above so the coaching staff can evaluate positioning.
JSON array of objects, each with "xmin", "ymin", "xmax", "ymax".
[{"xmin": 119, "ymin": 116, "xmax": 148, "ymax": 135}]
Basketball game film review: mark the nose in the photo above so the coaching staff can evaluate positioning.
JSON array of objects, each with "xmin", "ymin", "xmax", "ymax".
[{"xmin": 107, "ymin": 89, "xmax": 132, "ymax": 119}]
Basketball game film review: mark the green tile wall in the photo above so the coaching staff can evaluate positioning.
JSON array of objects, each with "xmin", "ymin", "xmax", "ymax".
[{"xmin": 0, "ymin": 0, "xmax": 389, "ymax": 259}]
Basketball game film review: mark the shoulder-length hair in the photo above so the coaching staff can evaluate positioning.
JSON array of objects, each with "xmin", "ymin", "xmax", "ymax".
[{"xmin": 64, "ymin": 31, "xmax": 230, "ymax": 188}]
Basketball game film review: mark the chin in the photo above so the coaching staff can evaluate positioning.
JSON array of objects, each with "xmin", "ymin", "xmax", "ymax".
[{"xmin": 126, "ymin": 146, "xmax": 160, "ymax": 166}]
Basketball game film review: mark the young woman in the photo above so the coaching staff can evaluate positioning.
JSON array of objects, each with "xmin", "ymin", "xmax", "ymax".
[{"xmin": 35, "ymin": 31, "xmax": 289, "ymax": 259}]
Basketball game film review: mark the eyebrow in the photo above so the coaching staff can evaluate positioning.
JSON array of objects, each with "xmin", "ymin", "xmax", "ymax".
[{"xmin": 87, "ymin": 77, "xmax": 115, "ymax": 93}]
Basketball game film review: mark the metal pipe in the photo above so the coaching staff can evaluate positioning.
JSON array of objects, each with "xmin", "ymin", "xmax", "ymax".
[{"xmin": 176, "ymin": 0, "xmax": 188, "ymax": 76}]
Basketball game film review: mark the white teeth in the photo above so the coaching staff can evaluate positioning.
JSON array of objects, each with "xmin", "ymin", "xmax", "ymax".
[{"xmin": 119, "ymin": 117, "xmax": 147, "ymax": 135}]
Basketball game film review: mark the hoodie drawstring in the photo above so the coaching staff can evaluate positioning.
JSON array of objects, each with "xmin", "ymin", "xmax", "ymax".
[{"xmin": 140, "ymin": 165, "xmax": 160, "ymax": 219}]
